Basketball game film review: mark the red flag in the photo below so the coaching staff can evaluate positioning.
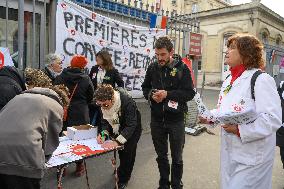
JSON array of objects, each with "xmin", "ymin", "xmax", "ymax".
[
  {"xmin": 0, "ymin": 51, "xmax": 4, "ymax": 69},
  {"xmin": 182, "ymin": 57, "xmax": 195, "ymax": 87}
]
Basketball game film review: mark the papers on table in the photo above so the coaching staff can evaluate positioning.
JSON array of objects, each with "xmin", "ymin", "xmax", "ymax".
[{"xmin": 46, "ymin": 137, "xmax": 104, "ymax": 168}]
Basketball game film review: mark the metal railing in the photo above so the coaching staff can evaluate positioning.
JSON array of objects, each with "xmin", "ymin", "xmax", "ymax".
[{"xmin": 1, "ymin": 0, "xmax": 200, "ymax": 70}]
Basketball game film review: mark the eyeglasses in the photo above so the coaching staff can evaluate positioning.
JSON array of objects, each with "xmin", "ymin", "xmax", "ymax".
[{"xmin": 96, "ymin": 102, "xmax": 110, "ymax": 108}]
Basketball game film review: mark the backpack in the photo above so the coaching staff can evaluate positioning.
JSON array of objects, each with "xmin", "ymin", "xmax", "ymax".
[
  {"xmin": 248, "ymin": 71, "xmax": 284, "ymax": 147},
  {"xmin": 276, "ymin": 82, "xmax": 284, "ymax": 147}
]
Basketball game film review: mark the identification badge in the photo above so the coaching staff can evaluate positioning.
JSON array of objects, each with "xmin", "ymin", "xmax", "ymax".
[
  {"xmin": 168, "ymin": 100, "xmax": 178, "ymax": 109},
  {"xmin": 92, "ymin": 73, "xmax": 96, "ymax": 79}
]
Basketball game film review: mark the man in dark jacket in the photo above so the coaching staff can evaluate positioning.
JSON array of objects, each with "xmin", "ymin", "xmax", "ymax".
[
  {"xmin": 95, "ymin": 84, "xmax": 142, "ymax": 189},
  {"xmin": 0, "ymin": 86, "xmax": 69, "ymax": 189},
  {"xmin": 0, "ymin": 66, "xmax": 26, "ymax": 110},
  {"xmin": 277, "ymin": 81, "xmax": 284, "ymax": 169},
  {"xmin": 142, "ymin": 36, "xmax": 195, "ymax": 189}
]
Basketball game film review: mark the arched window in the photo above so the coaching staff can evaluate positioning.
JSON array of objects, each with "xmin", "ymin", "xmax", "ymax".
[
  {"xmin": 275, "ymin": 35, "xmax": 282, "ymax": 47},
  {"xmin": 260, "ymin": 28, "xmax": 269, "ymax": 44}
]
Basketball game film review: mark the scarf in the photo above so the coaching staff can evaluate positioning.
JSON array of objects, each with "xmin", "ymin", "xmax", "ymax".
[
  {"xmin": 97, "ymin": 67, "xmax": 106, "ymax": 84},
  {"xmin": 229, "ymin": 64, "xmax": 246, "ymax": 85},
  {"xmin": 223, "ymin": 64, "xmax": 246, "ymax": 95},
  {"xmin": 101, "ymin": 91, "xmax": 121, "ymax": 134}
]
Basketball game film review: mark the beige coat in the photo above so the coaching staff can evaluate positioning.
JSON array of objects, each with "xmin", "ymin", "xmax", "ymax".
[{"xmin": 0, "ymin": 87, "xmax": 63, "ymax": 178}]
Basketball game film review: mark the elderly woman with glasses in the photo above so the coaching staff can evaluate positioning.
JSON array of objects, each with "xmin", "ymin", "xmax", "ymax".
[{"xmin": 95, "ymin": 84, "xmax": 141, "ymax": 189}]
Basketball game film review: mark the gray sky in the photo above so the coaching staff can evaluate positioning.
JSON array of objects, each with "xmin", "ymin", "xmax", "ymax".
[{"xmin": 231, "ymin": 0, "xmax": 284, "ymax": 18}]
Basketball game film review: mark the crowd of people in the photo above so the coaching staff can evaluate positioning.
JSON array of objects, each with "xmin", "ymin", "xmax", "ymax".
[{"xmin": 0, "ymin": 34, "xmax": 283, "ymax": 189}]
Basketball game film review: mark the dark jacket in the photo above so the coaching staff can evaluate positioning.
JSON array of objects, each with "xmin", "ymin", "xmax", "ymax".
[
  {"xmin": 0, "ymin": 87, "xmax": 63, "ymax": 179},
  {"xmin": 89, "ymin": 65, "xmax": 124, "ymax": 89},
  {"xmin": 101, "ymin": 88, "xmax": 142, "ymax": 143},
  {"xmin": 276, "ymin": 84, "xmax": 284, "ymax": 147},
  {"xmin": 42, "ymin": 67, "xmax": 56, "ymax": 83},
  {"xmin": 142, "ymin": 59, "xmax": 195, "ymax": 122},
  {"xmin": 54, "ymin": 67, "xmax": 94, "ymax": 127},
  {"xmin": 0, "ymin": 66, "xmax": 26, "ymax": 110}
]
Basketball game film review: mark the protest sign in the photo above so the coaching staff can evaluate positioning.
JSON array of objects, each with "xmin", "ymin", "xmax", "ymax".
[
  {"xmin": 56, "ymin": 0, "xmax": 166, "ymax": 98},
  {"xmin": 0, "ymin": 47, "xmax": 14, "ymax": 68}
]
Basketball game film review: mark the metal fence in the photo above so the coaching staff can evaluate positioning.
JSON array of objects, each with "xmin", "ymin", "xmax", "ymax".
[
  {"xmin": 0, "ymin": 0, "xmax": 200, "ymax": 71},
  {"xmin": 0, "ymin": 0, "xmax": 49, "ymax": 70},
  {"xmin": 264, "ymin": 44, "xmax": 284, "ymax": 86}
]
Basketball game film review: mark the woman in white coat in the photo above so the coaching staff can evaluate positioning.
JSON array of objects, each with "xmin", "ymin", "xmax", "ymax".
[{"xmin": 200, "ymin": 33, "xmax": 282, "ymax": 189}]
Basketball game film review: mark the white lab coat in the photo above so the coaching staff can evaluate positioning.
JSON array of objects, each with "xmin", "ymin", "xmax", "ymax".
[{"xmin": 213, "ymin": 69, "xmax": 282, "ymax": 189}]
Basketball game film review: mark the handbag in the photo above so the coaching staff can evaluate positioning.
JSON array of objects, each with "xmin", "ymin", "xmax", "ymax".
[{"xmin": 63, "ymin": 83, "xmax": 78, "ymax": 121}]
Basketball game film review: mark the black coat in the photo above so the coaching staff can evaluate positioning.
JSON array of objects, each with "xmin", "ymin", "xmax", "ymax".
[
  {"xmin": 142, "ymin": 60, "xmax": 195, "ymax": 122},
  {"xmin": 54, "ymin": 67, "xmax": 94, "ymax": 127},
  {"xmin": 0, "ymin": 66, "xmax": 26, "ymax": 110},
  {"xmin": 42, "ymin": 67, "xmax": 56, "ymax": 83},
  {"xmin": 101, "ymin": 88, "xmax": 142, "ymax": 142},
  {"xmin": 276, "ymin": 84, "xmax": 284, "ymax": 147},
  {"xmin": 89, "ymin": 65, "xmax": 124, "ymax": 89}
]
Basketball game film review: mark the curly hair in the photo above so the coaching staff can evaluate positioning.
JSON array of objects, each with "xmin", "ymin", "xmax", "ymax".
[
  {"xmin": 227, "ymin": 33, "xmax": 264, "ymax": 69},
  {"xmin": 24, "ymin": 68, "xmax": 52, "ymax": 87},
  {"xmin": 94, "ymin": 84, "xmax": 114, "ymax": 101},
  {"xmin": 154, "ymin": 36, "xmax": 173, "ymax": 52},
  {"xmin": 96, "ymin": 50, "xmax": 114, "ymax": 71},
  {"xmin": 49, "ymin": 85, "xmax": 70, "ymax": 107}
]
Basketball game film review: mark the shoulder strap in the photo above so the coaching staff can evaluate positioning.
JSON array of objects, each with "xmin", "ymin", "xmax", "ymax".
[
  {"xmin": 251, "ymin": 70, "xmax": 264, "ymax": 101},
  {"xmin": 177, "ymin": 62, "xmax": 185, "ymax": 81},
  {"xmin": 69, "ymin": 83, "xmax": 78, "ymax": 101}
]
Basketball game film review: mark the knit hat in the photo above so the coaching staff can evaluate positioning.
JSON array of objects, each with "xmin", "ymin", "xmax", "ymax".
[{"xmin": 70, "ymin": 55, "xmax": 88, "ymax": 69}]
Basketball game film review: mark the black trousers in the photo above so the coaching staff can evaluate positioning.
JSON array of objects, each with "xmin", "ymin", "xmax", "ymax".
[
  {"xmin": 117, "ymin": 126, "xmax": 142, "ymax": 184},
  {"xmin": 0, "ymin": 174, "xmax": 41, "ymax": 189},
  {"xmin": 280, "ymin": 146, "xmax": 284, "ymax": 169},
  {"xmin": 150, "ymin": 120, "xmax": 185, "ymax": 189}
]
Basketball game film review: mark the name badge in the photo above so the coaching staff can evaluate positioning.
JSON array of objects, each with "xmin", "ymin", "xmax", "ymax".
[
  {"xmin": 168, "ymin": 100, "xmax": 178, "ymax": 109},
  {"xmin": 92, "ymin": 73, "xmax": 96, "ymax": 79}
]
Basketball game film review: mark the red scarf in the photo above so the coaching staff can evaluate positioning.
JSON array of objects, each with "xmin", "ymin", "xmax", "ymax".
[{"xmin": 229, "ymin": 64, "xmax": 246, "ymax": 85}]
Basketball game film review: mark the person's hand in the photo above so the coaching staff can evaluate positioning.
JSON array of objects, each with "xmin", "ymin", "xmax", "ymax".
[
  {"xmin": 101, "ymin": 140, "xmax": 119, "ymax": 149},
  {"xmin": 152, "ymin": 92, "xmax": 161, "ymax": 103},
  {"xmin": 198, "ymin": 116, "xmax": 210, "ymax": 124},
  {"xmin": 97, "ymin": 134, "xmax": 103, "ymax": 144},
  {"xmin": 222, "ymin": 124, "xmax": 239, "ymax": 135},
  {"xmin": 152, "ymin": 90, "xmax": 167, "ymax": 103}
]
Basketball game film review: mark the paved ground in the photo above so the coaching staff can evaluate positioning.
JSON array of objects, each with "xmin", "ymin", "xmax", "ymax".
[{"xmin": 42, "ymin": 89, "xmax": 284, "ymax": 189}]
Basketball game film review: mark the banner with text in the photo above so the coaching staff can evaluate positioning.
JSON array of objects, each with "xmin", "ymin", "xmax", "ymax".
[{"xmin": 56, "ymin": 0, "xmax": 166, "ymax": 98}]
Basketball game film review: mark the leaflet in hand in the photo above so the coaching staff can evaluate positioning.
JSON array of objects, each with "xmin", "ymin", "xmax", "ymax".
[
  {"xmin": 194, "ymin": 92, "xmax": 220, "ymax": 127},
  {"xmin": 216, "ymin": 106, "xmax": 258, "ymax": 125}
]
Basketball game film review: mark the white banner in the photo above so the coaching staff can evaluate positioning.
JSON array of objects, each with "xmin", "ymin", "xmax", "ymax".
[
  {"xmin": 0, "ymin": 47, "xmax": 14, "ymax": 68},
  {"xmin": 56, "ymin": 0, "xmax": 166, "ymax": 98}
]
